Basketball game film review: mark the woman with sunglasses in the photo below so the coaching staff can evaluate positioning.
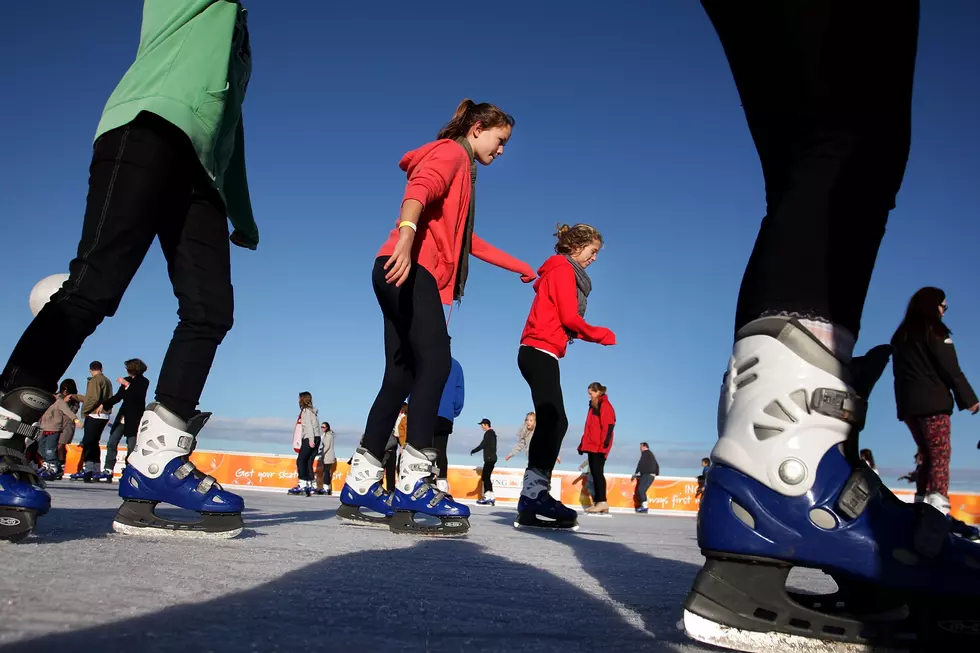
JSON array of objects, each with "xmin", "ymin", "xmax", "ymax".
[{"xmin": 892, "ymin": 286, "xmax": 978, "ymax": 536}]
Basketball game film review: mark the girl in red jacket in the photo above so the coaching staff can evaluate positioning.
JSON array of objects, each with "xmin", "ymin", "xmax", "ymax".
[
  {"xmin": 579, "ymin": 382, "xmax": 616, "ymax": 515},
  {"xmin": 514, "ymin": 224, "xmax": 616, "ymax": 531},
  {"xmin": 339, "ymin": 99, "xmax": 535, "ymax": 537}
]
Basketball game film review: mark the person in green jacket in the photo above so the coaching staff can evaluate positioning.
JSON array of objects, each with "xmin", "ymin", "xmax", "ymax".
[{"xmin": 0, "ymin": 0, "xmax": 254, "ymax": 543}]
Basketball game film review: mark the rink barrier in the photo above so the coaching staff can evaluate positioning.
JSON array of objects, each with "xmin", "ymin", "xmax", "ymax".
[{"xmin": 64, "ymin": 444, "xmax": 980, "ymax": 524}]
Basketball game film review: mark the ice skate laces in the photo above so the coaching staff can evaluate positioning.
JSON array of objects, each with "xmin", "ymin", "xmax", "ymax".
[{"xmin": 173, "ymin": 459, "xmax": 221, "ymax": 494}]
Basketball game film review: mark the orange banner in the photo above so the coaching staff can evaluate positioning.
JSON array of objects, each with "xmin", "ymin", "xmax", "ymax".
[{"xmin": 64, "ymin": 445, "xmax": 979, "ymax": 524}]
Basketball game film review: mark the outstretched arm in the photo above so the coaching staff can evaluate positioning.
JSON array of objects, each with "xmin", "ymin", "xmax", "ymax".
[{"xmin": 471, "ymin": 234, "xmax": 535, "ymax": 282}]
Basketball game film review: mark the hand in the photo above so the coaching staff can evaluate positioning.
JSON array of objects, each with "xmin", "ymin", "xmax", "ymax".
[
  {"xmin": 556, "ymin": 456, "xmax": 562, "ymax": 464},
  {"xmin": 230, "ymin": 229, "xmax": 258, "ymax": 251},
  {"xmin": 505, "ymin": 454, "xmax": 512, "ymax": 461},
  {"xmin": 599, "ymin": 329, "xmax": 617, "ymax": 346},
  {"xmin": 577, "ymin": 447, "xmax": 583, "ymax": 456},
  {"xmin": 970, "ymin": 403, "xmax": 979, "ymax": 414},
  {"xmin": 74, "ymin": 418, "xmax": 81, "ymax": 426},
  {"xmin": 520, "ymin": 268, "xmax": 536, "ymax": 284},
  {"xmin": 384, "ymin": 231, "xmax": 415, "ymax": 286},
  {"xmin": 95, "ymin": 405, "xmax": 104, "ymax": 414}
]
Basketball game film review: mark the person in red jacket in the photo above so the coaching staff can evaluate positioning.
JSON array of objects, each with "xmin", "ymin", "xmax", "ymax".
[
  {"xmin": 579, "ymin": 382, "xmax": 616, "ymax": 515},
  {"xmin": 514, "ymin": 223, "xmax": 616, "ymax": 531},
  {"xmin": 339, "ymin": 99, "xmax": 536, "ymax": 537}
]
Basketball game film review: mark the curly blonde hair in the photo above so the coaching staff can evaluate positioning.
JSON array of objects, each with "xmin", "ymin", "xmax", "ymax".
[{"xmin": 554, "ymin": 223, "xmax": 603, "ymax": 255}]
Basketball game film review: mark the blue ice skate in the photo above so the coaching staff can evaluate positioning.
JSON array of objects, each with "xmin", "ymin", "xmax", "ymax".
[
  {"xmin": 0, "ymin": 388, "xmax": 54, "ymax": 542},
  {"xmin": 287, "ymin": 485, "xmax": 303, "ymax": 496},
  {"xmin": 683, "ymin": 318, "xmax": 980, "ymax": 653},
  {"xmin": 514, "ymin": 468, "xmax": 578, "ymax": 531},
  {"xmin": 112, "ymin": 403, "xmax": 244, "ymax": 538},
  {"xmin": 476, "ymin": 492, "xmax": 496, "ymax": 507},
  {"xmin": 389, "ymin": 444, "xmax": 469, "ymax": 536},
  {"xmin": 337, "ymin": 447, "xmax": 395, "ymax": 527},
  {"xmin": 69, "ymin": 469, "xmax": 93, "ymax": 482}
]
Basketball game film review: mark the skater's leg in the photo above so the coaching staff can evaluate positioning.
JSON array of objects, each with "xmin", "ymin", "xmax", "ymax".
[
  {"xmin": 703, "ymin": 0, "xmax": 918, "ymax": 356},
  {"xmin": 588, "ymin": 453, "xmax": 607, "ymax": 503},
  {"xmin": 115, "ymin": 129, "xmax": 242, "ymax": 537},
  {"xmin": 432, "ymin": 431, "xmax": 449, "ymax": 479},
  {"xmin": 922, "ymin": 415, "xmax": 951, "ymax": 508},
  {"xmin": 104, "ymin": 421, "xmax": 125, "ymax": 472},
  {"xmin": 684, "ymin": 3, "xmax": 940, "ymax": 651},
  {"xmin": 1, "ymin": 115, "xmax": 188, "ymax": 395},
  {"xmin": 400, "ymin": 267, "xmax": 451, "ymax": 452},
  {"xmin": 905, "ymin": 418, "xmax": 929, "ymax": 498},
  {"xmin": 518, "ymin": 347, "xmax": 568, "ymax": 475},
  {"xmin": 153, "ymin": 179, "xmax": 234, "ymax": 422},
  {"xmin": 124, "ymin": 435, "xmax": 136, "ymax": 465},
  {"xmin": 314, "ymin": 460, "xmax": 324, "ymax": 490},
  {"xmin": 361, "ymin": 259, "xmax": 417, "ymax": 460},
  {"xmin": 79, "ymin": 417, "xmax": 108, "ymax": 474},
  {"xmin": 482, "ymin": 460, "xmax": 495, "ymax": 494}
]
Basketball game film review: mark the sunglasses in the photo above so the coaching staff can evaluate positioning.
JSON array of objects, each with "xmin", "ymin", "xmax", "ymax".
[{"xmin": 941, "ymin": 303, "xmax": 949, "ymax": 312}]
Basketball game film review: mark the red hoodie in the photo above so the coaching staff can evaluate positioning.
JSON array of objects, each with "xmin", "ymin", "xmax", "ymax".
[
  {"xmin": 579, "ymin": 394, "xmax": 616, "ymax": 456},
  {"xmin": 520, "ymin": 255, "xmax": 615, "ymax": 358},
  {"xmin": 376, "ymin": 139, "xmax": 534, "ymax": 306}
]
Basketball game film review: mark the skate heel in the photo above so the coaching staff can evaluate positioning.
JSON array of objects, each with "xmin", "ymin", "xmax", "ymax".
[
  {"xmin": 388, "ymin": 445, "xmax": 469, "ymax": 537},
  {"xmin": 336, "ymin": 447, "xmax": 394, "ymax": 527},
  {"xmin": 112, "ymin": 404, "xmax": 243, "ymax": 538},
  {"xmin": 0, "ymin": 388, "xmax": 53, "ymax": 543}
]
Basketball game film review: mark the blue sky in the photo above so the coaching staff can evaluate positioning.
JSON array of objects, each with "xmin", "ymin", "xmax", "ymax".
[{"xmin": 2, "ymin": 1, "xmax": 979, "ymax": 488}]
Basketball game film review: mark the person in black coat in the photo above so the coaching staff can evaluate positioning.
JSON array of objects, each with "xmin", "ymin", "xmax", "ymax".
[
  {"xmin": 891, "ymin": 287, "xmax": 978, "ymax": 513},
  {"xmin": 99, "ymin": 358, "xmax": 150, "ymax": 475},
  {"xmin": 632, "ymin": 442, "xmax": 659, "ymax": 512}
]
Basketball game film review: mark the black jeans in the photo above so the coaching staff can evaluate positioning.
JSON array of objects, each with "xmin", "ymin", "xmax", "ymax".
[
  {"xmin": 104, "ymin": 421, "xmax": 136, "ymax": 470},
  {"xmin": 296, "ymin": 437, "xmax": 320, "ymax": 482},
  {"xmin": 362, "ymin": 258, "xmax": 451, "ymax": 459},
  {"xmin": 634, "ymin": 474, "xmax": 654, "ymax": 507},
  {"xmin": 587, "ymin": 453, "xmax": 607, "ymax": 503},
  {"xmin": 702, "ymin": 1, "xmax": 919, "ymax": 338},
  {"xmin": 383, "ymin": 447, "xmax": 397, "ymax": 492},
  {"xmin": 481, "ymin": 460, "xmax": 496, "ymax": 494},
  {"xmin": 0, "ymin": 112, "xmax": 234, "ymax": 422},
  {"xmin": 518, "ymin": 347, "xmax": 568, "ymax": 474},
  {"xmin": 80, "ymin": 416, "xmax": 109, "ymax": 465}
]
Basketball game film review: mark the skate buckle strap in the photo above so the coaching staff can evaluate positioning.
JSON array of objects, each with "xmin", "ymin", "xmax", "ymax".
[
  {"xmin": 173, "ymin": 460, "xmax": 218, "ymax": 495},
  {"xmin": 0, "ymin": 445, "xmax": 43, "ymax": 486},
  {"xmin": 837, "ymin": 467, "xmax": 877, "ymax": 519},
  {"xmin": 0, "ymin": 415, "xmax": 42, "ymax": 441},
  {"xmin": 810, "ymin": 388, "xmax": 866, "ymax": 428}
]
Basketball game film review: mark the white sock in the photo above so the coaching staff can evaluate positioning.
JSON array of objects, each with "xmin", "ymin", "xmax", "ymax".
[{"xmin": 798, "ymin": 318, "xmax": 855, "ymax": 363}]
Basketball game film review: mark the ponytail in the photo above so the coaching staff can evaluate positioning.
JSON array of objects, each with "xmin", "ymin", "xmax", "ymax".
[{"xmin": 437, "ymin": 98, "xmax": 515, "ymax": 140}]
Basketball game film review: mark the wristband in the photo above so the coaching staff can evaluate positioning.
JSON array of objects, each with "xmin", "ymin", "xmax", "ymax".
[{"xmin": 399, "ymin": 221, "xmax": 417, "ymax": 232}]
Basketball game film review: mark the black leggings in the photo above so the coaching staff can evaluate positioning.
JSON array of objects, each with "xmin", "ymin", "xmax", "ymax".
[
  {"xmin": 362, "ymin": 258, "xmax": 450, "ymax": 460},
  {"xmin": 587, "ymin": 453, "xmax": 607, "ymax": 503},
  {"xmin": 518, "ymin": 347, "xmax": 568, "ymax": 475},
  {"xmin": 0, "ymin": 113, "xmax": 234, "ymax": 422},
  {"xmin": 432, "ymin": 417, "xmax": 453, "ymax": 479},
  {"xmin": 702, "ymin": 1, "xmax": 919, "ymax": 338},
  {"xmin": 296, "ymin": 437, "xmax": 320, "ymax": 482}
]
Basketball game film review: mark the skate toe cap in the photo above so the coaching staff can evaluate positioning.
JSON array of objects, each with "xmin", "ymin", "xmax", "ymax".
[{"xmin": 0, "ymin": 474, "xmax": 51, "ymax": 514}]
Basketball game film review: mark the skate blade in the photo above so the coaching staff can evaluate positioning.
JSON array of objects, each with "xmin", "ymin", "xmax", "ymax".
[
  {"xmin": 0, "ymin": 509, "xmax": 39, "ymax": 543},
  {"xmin": 682, "ymin": 610, "xmax": 902, "ymax": 653},
  {"xmin": 112, "ymin": 520, "xmax": 243, "ymax": 539},
  {"xmin": 112, "ymin": 501, "xmax": 244, "ymax": 539},
  {"xmin": 513, "ymin": 514, "xmax": 579, "ymax": 532},
  {"xmin": 389, "ymin": 510, "xmax": 469, "ymax": 537},
  {"xmin": 335, "ymin": 503, "xmax": 392, "ymax": 528},
  {"xmin": 584, "ymin": 512, "xmax": 611, "ymax": 518}
]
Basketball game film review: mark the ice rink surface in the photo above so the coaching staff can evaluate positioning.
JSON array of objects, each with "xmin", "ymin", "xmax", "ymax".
[{"xmin": 1, "ymin": 483, "xmax": 835, "ymax": 652}]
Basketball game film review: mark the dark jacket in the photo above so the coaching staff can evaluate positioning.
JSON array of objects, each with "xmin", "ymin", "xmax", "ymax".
[
  {"xmin": 102, "ymin": 375, "xmax": 150, "ymax": 437},
  {"xmin": 634, "ymin": 449, "xmax": 659, "ymax": 476},
  {"xmin": 892, "ymin": 333, "xmax": 977, "ymax": 421},
  {"xmin": 471, "ymin": 429, "xmax": 497, "ymax": 463}
]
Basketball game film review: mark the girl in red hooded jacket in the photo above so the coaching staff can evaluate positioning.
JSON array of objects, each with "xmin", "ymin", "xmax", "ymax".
[
  {"xmin": 579, "ymin": 382, "xmax": 615, "ymax": 514},
  {"xmin": 339, "ymin": 99, "xmax": 535, "ymax": 537},
  {"xmin": 514, "ymin": 224, "xmax": 616, "ymax": 531}
]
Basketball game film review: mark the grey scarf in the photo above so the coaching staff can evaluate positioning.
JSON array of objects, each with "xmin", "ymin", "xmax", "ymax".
[
  {"xmin": 565, "ymin": 255, "xmax": 592, "ymax": 316},
  {"xmin": 453, "ymin": 138, "xmax": 478, "ymax": 302}
]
